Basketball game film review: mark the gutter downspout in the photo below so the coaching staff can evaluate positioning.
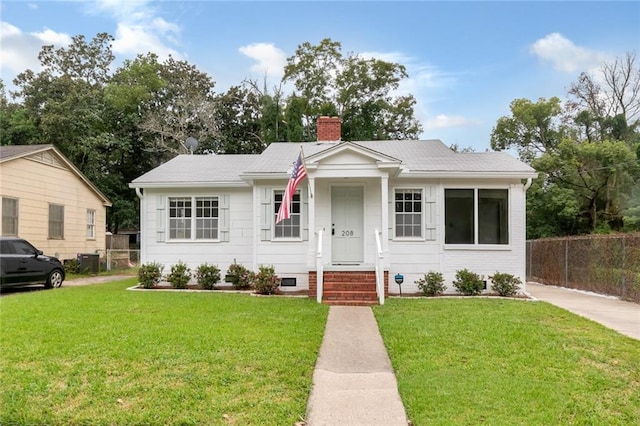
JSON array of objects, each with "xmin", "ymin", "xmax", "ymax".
[
  {"xmin": 135, "ymin": 187, "xmax": 145, "ymax": 264},
  {"xmin": 523, "ymin": 177, "xmax": 532, "ymax": 295}
]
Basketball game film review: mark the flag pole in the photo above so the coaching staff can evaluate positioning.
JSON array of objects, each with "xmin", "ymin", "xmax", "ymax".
[{"xmin": 300, "ymin": 144, "xmax": 313, "ymax": 199}]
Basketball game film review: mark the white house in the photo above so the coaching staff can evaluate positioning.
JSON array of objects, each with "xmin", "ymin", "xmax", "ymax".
[{"xmin": 130, "ymin": 117, "xmax": 537, "ymax": 304}]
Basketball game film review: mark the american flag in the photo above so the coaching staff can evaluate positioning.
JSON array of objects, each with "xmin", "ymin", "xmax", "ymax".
[{"xmin": 276, "ymin": 151, "xmax": 307, "ymax": 224}]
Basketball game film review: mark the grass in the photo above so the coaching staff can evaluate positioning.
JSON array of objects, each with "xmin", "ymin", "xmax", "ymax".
[
  {"xmin": 374, "ymin": 298, "xmax": 640, "ymax": 425},
  {"xmin": 0, "ymin": 279, "xmax": 328, "ymax": 425}
]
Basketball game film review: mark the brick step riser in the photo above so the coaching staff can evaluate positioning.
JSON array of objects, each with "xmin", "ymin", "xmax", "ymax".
[
  {"xmin": 323, "ymin": 283, "xmax": 377, "ymax": 292},
  {"xmin": 323, "ymin": 300, "xmax": 378, "ymax": 306},
  {"xmin": 323, "ymin": 292, "xmax": 378, "ymax": 301}
]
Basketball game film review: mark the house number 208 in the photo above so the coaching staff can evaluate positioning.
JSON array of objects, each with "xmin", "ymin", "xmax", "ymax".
[{"xmin": 341, "ymin": 230, "xmax": 354, "ymax": 237}]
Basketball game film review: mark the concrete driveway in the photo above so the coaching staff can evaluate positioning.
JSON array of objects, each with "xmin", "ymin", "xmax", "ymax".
[{"xmin": 526, "ymin": 282, "xmax": 640, "ymax": 340}]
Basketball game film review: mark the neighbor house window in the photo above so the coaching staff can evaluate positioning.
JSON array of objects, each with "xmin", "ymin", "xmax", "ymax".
[
  {"xmin": 49, "ymin": 204, "xmax": 64, "ymax": 239},
  {"xmin": 87, "ymin": 209, "xmax": 96, "ymax": 239},
  {"xmin": 395, "ymin": 189, "xmax": 422, "ymax": 238},
  {"xmin": 274, "ymin": 190, "xmax": 301, "ymax": 238},
  {"xmin": 2, "ymin": 197, "xmax": 18, "ymax": 236},
  {"xmin": 169, "ymin": 196, "xmax": 218, "ymax": 240},
  {"xmin": 445, "ymin": 189, "xmax": 508, "ymax": 245}
]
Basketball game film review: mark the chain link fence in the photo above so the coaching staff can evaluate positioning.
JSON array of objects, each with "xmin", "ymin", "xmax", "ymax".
[
  {"xmin": 105, "ymin": 249, "xmax": 140, "ymax": 271},
  {"xmin": 526, "ymin": 233, "xmax": 640, "ymax": 303}
]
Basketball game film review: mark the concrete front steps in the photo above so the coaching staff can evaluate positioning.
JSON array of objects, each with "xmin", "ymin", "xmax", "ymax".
[{"xmin": 321, "ymin": 271, "xmax": 379, "ymax": 306}]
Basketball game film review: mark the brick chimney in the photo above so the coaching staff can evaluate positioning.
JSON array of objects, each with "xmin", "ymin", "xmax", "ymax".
[{"xmin": 317, "ymin": 116, "xmax": 341, "ymax": 141}]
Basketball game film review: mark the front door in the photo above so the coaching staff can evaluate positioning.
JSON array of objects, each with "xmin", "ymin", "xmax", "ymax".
[{"xmin": 331, "ymin": 186, "xmax": 364, "ymax": 264}]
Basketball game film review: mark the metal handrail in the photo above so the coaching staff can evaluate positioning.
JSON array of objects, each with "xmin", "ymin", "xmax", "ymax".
[
  {"xmin": 374, "ymin": 228, "xmax": 384, "ymax": 305},
  {"xmin": 316, "ymin": 229, "xmax": 324, "ymax": 303}
]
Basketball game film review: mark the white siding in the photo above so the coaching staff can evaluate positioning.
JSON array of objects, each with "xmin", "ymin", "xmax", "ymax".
[{"xmin": 140, "ymin": 187, "xmax": 254, "ymax": 277}]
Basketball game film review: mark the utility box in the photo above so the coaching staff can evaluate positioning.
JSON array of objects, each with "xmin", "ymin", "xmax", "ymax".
[{"xmin": 77, "ymin": 253, "xmax": 99, "ymax": 274}]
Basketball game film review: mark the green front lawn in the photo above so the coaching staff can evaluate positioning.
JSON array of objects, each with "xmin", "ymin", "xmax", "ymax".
[
  {"xmin": 374, "ymin": 298, "xmax": 640, "ymax": 425},
  {"xmin": 0, "ymin": 279, "xmax": 328, "ymax": 425}
]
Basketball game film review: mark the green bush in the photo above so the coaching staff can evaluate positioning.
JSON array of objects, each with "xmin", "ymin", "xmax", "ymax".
[
  {"xmin": 453, "ymin": 269, "xmax": 484, "ymax": 296},
  {"xmin": 490, "ymin": 272, "xmax": 522, "ymax": 297},
  {"xmin": 253, "ymin": 265, "xmax": 280, "ymax": 295},
  {"xmin": 167, "ymin": 261, "xmax": 191, "ymax": 289},
  {"xmin": 226, "ymin": 263, "xmax": 253, "ymax": 290},
  {"xmin": 195, "ymin": 263, "xmax": 221, "ymax": 290},
  {"xmin": 64, "ymin": 258, "xmax": 80, "ymax": 274},
  {"xmin": 415, "ymin": 271, "xmax": 446, "ymax": 296},
  {"xmin": 138, "ymin": 262, "xmax": 164, "ymax": 289}
]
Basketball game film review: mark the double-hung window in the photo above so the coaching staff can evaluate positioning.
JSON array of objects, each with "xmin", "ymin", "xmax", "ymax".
[
  {"xmin": 394, "ymin": 189, "xmax": 422, "ymax": 238},
  {"xmin": 274, "ymin": 190, "xmax": 301, "ymax": 238},
  {"xmin": 2, "ymin": 197, "xmax": 18, "ymax": 236},
  {"xmin": 48, "ymin": 204, "xmax": 64, "ymax": 239},
  {"xmin": 87, "ymin": 209, "xmax": 96, "ymax": 239},
  {"xmin": 169, "ymin": 196, "xmax": 218, "ymax": 240},
  {"xmin": 445, "ymin": 188, "xmax": 509, "ymax": 245}
]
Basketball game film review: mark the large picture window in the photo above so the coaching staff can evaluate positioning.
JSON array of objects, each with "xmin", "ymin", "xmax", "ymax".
[
  {"xmin": 49, "ymin": 204, "xmax": 64, "ymax": 239},
  {"xmin": 445, "ymin": 189, "xmax": 508, "ymax": 245},
  {"xmin": 169, "ymin": 196, "xmax": 219, "ymax": 240},
  {"xmin": 395, "ymin": 189, "xmax": 422, "ymax": 238},
  {"xmin": 274, "ymin": 190, "xmax": 301, "ymax": 238},
  {"xmin": 2, "ymin": 197, "xmax": 18, "ymax": 236}
]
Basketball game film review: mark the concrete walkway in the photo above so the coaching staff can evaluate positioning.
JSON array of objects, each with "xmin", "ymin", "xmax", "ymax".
[
  {"xmin": 526, "ymin": 282, "xmax": 640, "ymax": 340},
  {"xmin": 305, "ymin": 306, "xmax": 408, "ymax": 426}
]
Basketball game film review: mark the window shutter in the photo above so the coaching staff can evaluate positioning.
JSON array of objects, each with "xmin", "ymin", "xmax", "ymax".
[
  {"xmin": 156, "ymin": 196, "xmax": 166, "ymax": 242},
  {"xmin": 260, "ymin": 187, "xmax": 272, "ymax": 241},
  {"xmin": 425, "ymin": 186, "xmax": 436, "ymax": 241},
  {"xmin": 219, "ymin": 194, "xmax": 230, "ymax": 242},
  {"xmin": 302, "ymin": 188, "xmax": 309, "ymax": 241},
  {"xmin": 388, "ymin": 191, "xmax": 394, "ymax": 240}
]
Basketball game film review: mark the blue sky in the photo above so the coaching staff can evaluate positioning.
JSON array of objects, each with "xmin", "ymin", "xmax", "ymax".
[{"xmin": 1, "ymin": 1, "xmax": 639, "ymax": 151}]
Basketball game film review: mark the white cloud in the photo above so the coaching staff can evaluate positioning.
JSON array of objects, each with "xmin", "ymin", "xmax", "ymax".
[
  {"xmin": 238, "ymin": 43, "xmax": 287, "ymax": 79},
  {"xmin": 28, "ymin": 3, "xmax": 38, "ymax": 10},
  {"xmin": 92, "ymin": 0, "xmax": 182, "ymax": 60},
  {"xmin": 424, "ymin": 114, "xmax": 481, "ymax": 130},
  {"xmin": 0, "ymin": 21, "xmax": 72, "ymax": 77},
  {"xmin": 530, "ymin": 32, "xmax": 610, "ymax": 73},
  {"xmin": 112, "ymin": 22, "xmax": 181, "ymax": 60}
]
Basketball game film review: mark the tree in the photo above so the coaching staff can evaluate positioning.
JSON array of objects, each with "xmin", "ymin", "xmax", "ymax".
[
  {"xmin": 283, "ymin": 38, "xmax": 422, "ymax": 141},
  {"xmin": 532, "ymin": 139, "xmax": 639, "ymax": 234},
  {"xmin": 490, "ymin": 97, "xmax": 564, "ymax": 163},
  {"xmin": 567, "ymin": 51, "xmax": 639, "ymax": 142},
  {"xmin": 138, "ymin": 56, "xmax": 219, "ymax": 165}
]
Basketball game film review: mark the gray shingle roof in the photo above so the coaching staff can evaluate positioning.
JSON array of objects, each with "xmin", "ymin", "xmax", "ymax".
[
  {"xmin": 0, "ymin": 144, "xmax": 53, "ymax": 161},
  {"xmin": 130, "ymin": 154, "xmax": 261, "ymax": 185},
  {"xmin": 245, "ymin": 140, "xmax": 535, "ymax": 174},
  {"xmin": 131, "ymin": 140, "xmax": 536, "ymax": 186}
]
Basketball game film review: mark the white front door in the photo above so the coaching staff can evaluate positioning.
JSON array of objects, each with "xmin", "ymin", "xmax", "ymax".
[{"xmin": 331, "ymin": 186, "xmax": 364, "ymax": 264}]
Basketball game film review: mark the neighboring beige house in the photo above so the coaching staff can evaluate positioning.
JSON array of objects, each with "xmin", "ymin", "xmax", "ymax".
[{"xmin": 0, "ymin": 144, "xmax": 111, "ymax": 261}]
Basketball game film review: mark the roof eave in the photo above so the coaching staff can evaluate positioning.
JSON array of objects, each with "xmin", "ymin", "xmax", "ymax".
[
  {"xmin": 129, "ymin": 181, "xmax": 251, "ymax": 189},
  {"xmin": 401, "ymin": 171, "xmax": 539, "ymax": 179}
]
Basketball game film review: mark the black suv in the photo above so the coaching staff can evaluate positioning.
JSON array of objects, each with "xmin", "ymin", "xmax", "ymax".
[{"xmin": 0, "ymin": 237, "xmax": 65, "ymax": 289}]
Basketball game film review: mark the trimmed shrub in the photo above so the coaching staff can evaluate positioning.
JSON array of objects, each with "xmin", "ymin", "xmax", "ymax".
[
  {"xmin": 253, "ymin": 265, "xmax": 280, "ymax": 295},
  {"xmin": 226, "ymin": 263, "xmax": 253, "ymax": 290},
  {"xmin": 453, "ymin": 268, "xmax": 484, "ymax": 296},
  {"xmin": 195, "ymin": 263, "xmax": 221, "ymax": 290},
  {"xmin": 64, "ymin": 258, "xmax": 80, "ymax": 274},
  {"xmin": 167, "ymin": 261, "xmax": 191, "ymax": 289},
  {"xmin": 490, "ymin": 272, "xmax": 522, "ymax": 297},
  {"xmin": 138, "ymin": 262, "xmax": 163, "ymax": 289},
  {"xmin": 415, "ymin": 271, "xmax": 446, "ymax": 296}
]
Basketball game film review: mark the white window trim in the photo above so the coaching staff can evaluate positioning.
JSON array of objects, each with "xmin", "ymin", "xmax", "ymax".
[
  {"xmin": 393, "ymin": 187, "xmax": 425, "ymax": 241},
  {"xmin": 272, "ymin": 189, "xmax": 303, "ymax": 242},
  {"xmin": 166, "ymin": 195, "xmax": 220, "ymax": 242},
  {"xmin": 86, "ymin": 209, "xmax": 96, "ymax": 240},
  {"xmin": 443, "ymin": 187, "xmax": 511, "ymax": 248},
  {"xmin": 2, "ymin": 197, "xmax": 19, "ymax": 236}
]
